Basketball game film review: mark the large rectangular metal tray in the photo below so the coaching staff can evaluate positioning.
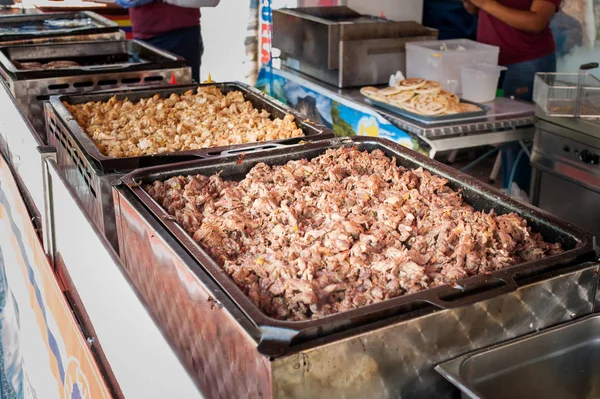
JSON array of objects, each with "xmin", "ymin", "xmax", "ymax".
[
  {"xmin": 118, "ymin": 136, "xmax": 595, "ymax": 357},
  {"xmin": 0, "ymin": 11, "xmax": 119, "ymax": 43},
  {"xmin": 49, "ymin": 82, "xmax": 335, "ymax": 173},
  {"xmin": 366, "ymin": 97, "xmax": 490, "ymax": 124},
  {"xmin": 436, "ymin": 313, "xmax": 600, "ymax": 399},
  {"xmin": 0, "ymin": 40, "xmax": 185, "ymax": 80}
]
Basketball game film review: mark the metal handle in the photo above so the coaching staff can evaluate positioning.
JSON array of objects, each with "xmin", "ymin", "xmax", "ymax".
[
  {"xmin": 218, "ymin": 141, "xmax": 296, "ymax": 158},
  {"xmin": 573, "ymin": 63, "xmax": 598, "ymax": 118},
  {"xmin": 81, "ymin": 63, "xmax": 133, "ymax": 71},
  {"xmin": 433, "ymin": 274, "xmax": 519, "ymax": 309},
  {"xmin": 221, "ymin": 145, "xmax": 279, "ymax": 157},
  {"xmin": 580, "ymin": 63, "xmax": 599, "ymax": 71},
  {"xmin": 257, "ymin": 326, "xmax": 299, "ymax": 358}
]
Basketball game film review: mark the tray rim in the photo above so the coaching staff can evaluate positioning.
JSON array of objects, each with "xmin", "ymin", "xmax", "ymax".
[
  {"xmin": 365, "ymin": 96, "xmax": 490, "ymax": 124},
  {"xmin": 118, "ymin": 136, "xmax": 595, "ymax": 357},
  {"xmin": 0, "ymin": 39, "xmax": 185, "ymax": 80}
]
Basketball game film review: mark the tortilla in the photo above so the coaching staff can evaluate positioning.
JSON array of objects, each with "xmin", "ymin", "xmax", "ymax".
[
  {"xmin": 444, "ymin": 102, "xmax": 462, "ymax": 115},
  {"xmin": 397, "ymin": 78, "xmax": 427, "ymax": 91},
  {"xmin": 377, "ymin": 86, "xmax": 405, "ymax": 96},
  {"xmin": 440, "ymin": 90, "xmax": 460, "ymax": 104},
  {"xmin": 460, "ymin": 103, "xmax": 483, "ymax": 113},
  {"xmin": 360, "ymin": 86, "xmax": 388, "ymax": 102},
  {"xmin": 388, "ymin": 90, "xmax": 415, "ymax": 105},
  {"xmin": 415, "ymin": 81, "xmax": 441, "ymax": 95},
  {"xmin": 410, "ymin": 93, "xmax": 449, "ymax": 116}
]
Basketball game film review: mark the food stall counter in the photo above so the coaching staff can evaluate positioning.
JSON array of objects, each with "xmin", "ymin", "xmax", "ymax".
[{"xmin": 257, "ymin": 66, "xmax": 537, "ymax": 158}]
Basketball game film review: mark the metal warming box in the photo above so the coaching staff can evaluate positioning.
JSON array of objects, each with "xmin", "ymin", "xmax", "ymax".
[
  {"xmin": 0, "ymin": 39, "xmax": 191, "ymax": 141},
  {"xmin": 45, "ymin": 82, "xmax": 334, "ymax": 249},
  {"xmin": 0, "ymin": 11, "xmax": 122, "ymax": 46},
  {"xmin": 112, "ymin": 136, "xmax": 595, "ymax": 398},
  {"xmin": 530, "ymin": 113, "xmax": 600, "ymax": 239},
  {"xmin": 436, "ymin": 311, "xmax": 600, "ymax": 399},
  {"xmin": 272, "ymin": 6, "xmax": 437, "ymax": 88}
]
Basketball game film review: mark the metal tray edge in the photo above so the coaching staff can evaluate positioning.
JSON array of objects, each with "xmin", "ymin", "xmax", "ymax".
[{"xmin": 48, "ymin": 82, "xmax": 335, "ymax": 173}]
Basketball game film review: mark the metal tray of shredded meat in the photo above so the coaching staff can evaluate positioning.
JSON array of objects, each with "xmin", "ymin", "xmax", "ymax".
[
  {"xmin": 116, "ymin": 136, "xmax": 595, "ymax": 357},
  {"xmin": 49, "ymin": 82, "xmax": 334, "ymax": 173}
]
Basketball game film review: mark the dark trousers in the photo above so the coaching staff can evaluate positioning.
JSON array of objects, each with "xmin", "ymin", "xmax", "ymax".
[
  {"xmin": 499, "ymin": 52, "xmax": 557, "ymax": 193},
  {"xmin": 144, "ymin": 25, "xmax": 203, "ymax": 83}
]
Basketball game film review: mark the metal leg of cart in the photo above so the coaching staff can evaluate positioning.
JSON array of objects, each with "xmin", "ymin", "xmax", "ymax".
[
  {"xmin": 489, "ymin": 151, "xmax": 502, "ymax": 184},
  {"xmin": 447, "ymin": 149, "xmax": 459, "ymax": 163}
]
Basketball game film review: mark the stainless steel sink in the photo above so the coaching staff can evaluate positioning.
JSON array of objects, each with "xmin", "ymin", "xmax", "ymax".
[{"xmin": 436, "ymin": 314, "xmax": 600, "ymax": 399}]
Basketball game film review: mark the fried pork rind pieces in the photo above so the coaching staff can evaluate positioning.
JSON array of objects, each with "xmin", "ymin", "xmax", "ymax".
[{"xmin": 64, "ymin": 86, "xmax": 304, "ymax": 158}]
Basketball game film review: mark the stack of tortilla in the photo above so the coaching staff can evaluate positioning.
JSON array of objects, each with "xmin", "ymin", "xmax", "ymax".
[{"xmin": 361, "ymin": 78, "xmax": 482, "ymax": 116}]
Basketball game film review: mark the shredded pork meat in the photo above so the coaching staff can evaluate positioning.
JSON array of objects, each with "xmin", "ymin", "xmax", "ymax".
[
  {"xmin": 65, "ymin": 86, "xmax": 304, "ymax": 157},
  {"xmin": 146, "ymin": 147, "xmax": 563, "ymax": 320}
]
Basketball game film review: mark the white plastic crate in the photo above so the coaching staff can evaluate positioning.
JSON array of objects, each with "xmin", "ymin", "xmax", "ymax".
[{"xmin": 406, "ymin": 39, "xmax": 499, "ymax": 95}]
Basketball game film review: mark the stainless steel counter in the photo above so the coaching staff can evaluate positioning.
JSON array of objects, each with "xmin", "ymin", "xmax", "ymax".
[
  {"xmin": 275, "ymin": 66, "xmax": 536, "ymax": 157},
  {"xmin": 437, "ymin": 310, "xmax": 600, "ymax": 399}
]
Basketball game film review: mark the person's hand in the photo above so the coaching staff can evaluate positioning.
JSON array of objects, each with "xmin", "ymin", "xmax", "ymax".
[
  {"xmin": 116, "ymin": 0, "xmax": 154, "ymax": 9},
  {"xmin": 463, "ymin": 0, "xmax": 478, "ymax": 15},
  {"xmin": 469, "ymin": 0, "xmax": 495, "ymax": 10}
]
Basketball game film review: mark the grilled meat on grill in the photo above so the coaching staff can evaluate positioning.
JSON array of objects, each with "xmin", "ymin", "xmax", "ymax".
[
  {"xmin": 42, "ymin": 60, "xmax": 80, "ymax": 69},
  {"xmin": 146, "ymin": 147, "xmax": 563, "ymax": 320},
  {"xmin": 17, "ymin": 60, "xmax": 80, "ymax": 70},
  {"xmin": 18, "ymin": 61, "xmax": 42, "ymax": 70}
]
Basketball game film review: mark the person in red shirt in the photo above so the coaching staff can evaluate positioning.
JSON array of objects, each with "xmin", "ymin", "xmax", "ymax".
[
  {"xmin": 116, "ymin": 0, "xmax": 220, "ymax": 83},
  {"xmin": 463, "ymin": 0, "xmax": 561, "ymax": 194},
  {"xmin": 464, "ymin": 0, "xmax": 561, "ymax": 101}
]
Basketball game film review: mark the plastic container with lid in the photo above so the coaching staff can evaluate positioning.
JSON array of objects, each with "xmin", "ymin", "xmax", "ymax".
[
  {"xmin": 460, "ymin": 63, "xmax": 506, "ymax": 103},
  {"xmin": 406, "ymin": 39, "xmax": 500, "ymax": 94}
]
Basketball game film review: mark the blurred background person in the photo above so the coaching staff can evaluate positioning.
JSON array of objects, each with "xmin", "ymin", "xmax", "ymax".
[
  {"xmin": 464, "ymin": 0, "xmax": 561, "ymax": 195},
  {"xmin": 551, "ymin": 9, "xmax": 583, "ymax": 59},
  {"xmin": 464, "ymin": 0, "xmax": 562, "ymax": 101},
  {"xmin": 116, "ymin": 0, "xmax": 221, "ymax": 82}
]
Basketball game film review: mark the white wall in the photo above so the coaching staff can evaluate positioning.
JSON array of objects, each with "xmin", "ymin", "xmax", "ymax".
[
  {"xmin": 558, "ymin": 45, "xmax": 600, "ymax": 76},
  {"xmin": 201, "ymin": 2, "xmax": 254, "ymax": 82},
  {"xmin": 556, "ymin": 0, "xmax": 598, "ymax": 75}
]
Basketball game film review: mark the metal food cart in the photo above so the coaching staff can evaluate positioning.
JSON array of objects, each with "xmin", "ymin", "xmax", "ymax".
[{"xmin": 0, "ymin": 5, "xmax": 597, "ymax": 399}]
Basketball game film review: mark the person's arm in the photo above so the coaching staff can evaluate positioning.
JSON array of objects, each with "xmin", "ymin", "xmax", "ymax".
[
  {"xmin": 162, "ymin": 0, "xmax": 219, "ymax": 8},
  {"xmin": 463, "ymin": 0, "xmax": 479, "ymax": 16},
  {"xmin": 470, "ymin": 0, "xmax": 558, "ymax": 34}
]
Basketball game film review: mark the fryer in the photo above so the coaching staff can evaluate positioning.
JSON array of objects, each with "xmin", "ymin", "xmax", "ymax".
[
  {"xmin": 45, "ymin": 82, "xmax": 334, "ymax": 250},
  {"xmin": 0, "ymin": 11, "xmax": 121, "ymax": 45},
  {"xmin": 272, "ymin": 6, "xmax": 437, "ymax": 88},
  {"xmin": 112, "ymin": 136, "xmax": 596, "ymax": 398},
  {"xmin": 436, "ymin": 313, "xmax": 600, "ymax": 399},
  {"xmin": 0, "ymin": 39, "xmax": 190, "ymax": 141},
  {"xmin": 530, "ymin": 113, "xmax": 600, "ymax": 239}
]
